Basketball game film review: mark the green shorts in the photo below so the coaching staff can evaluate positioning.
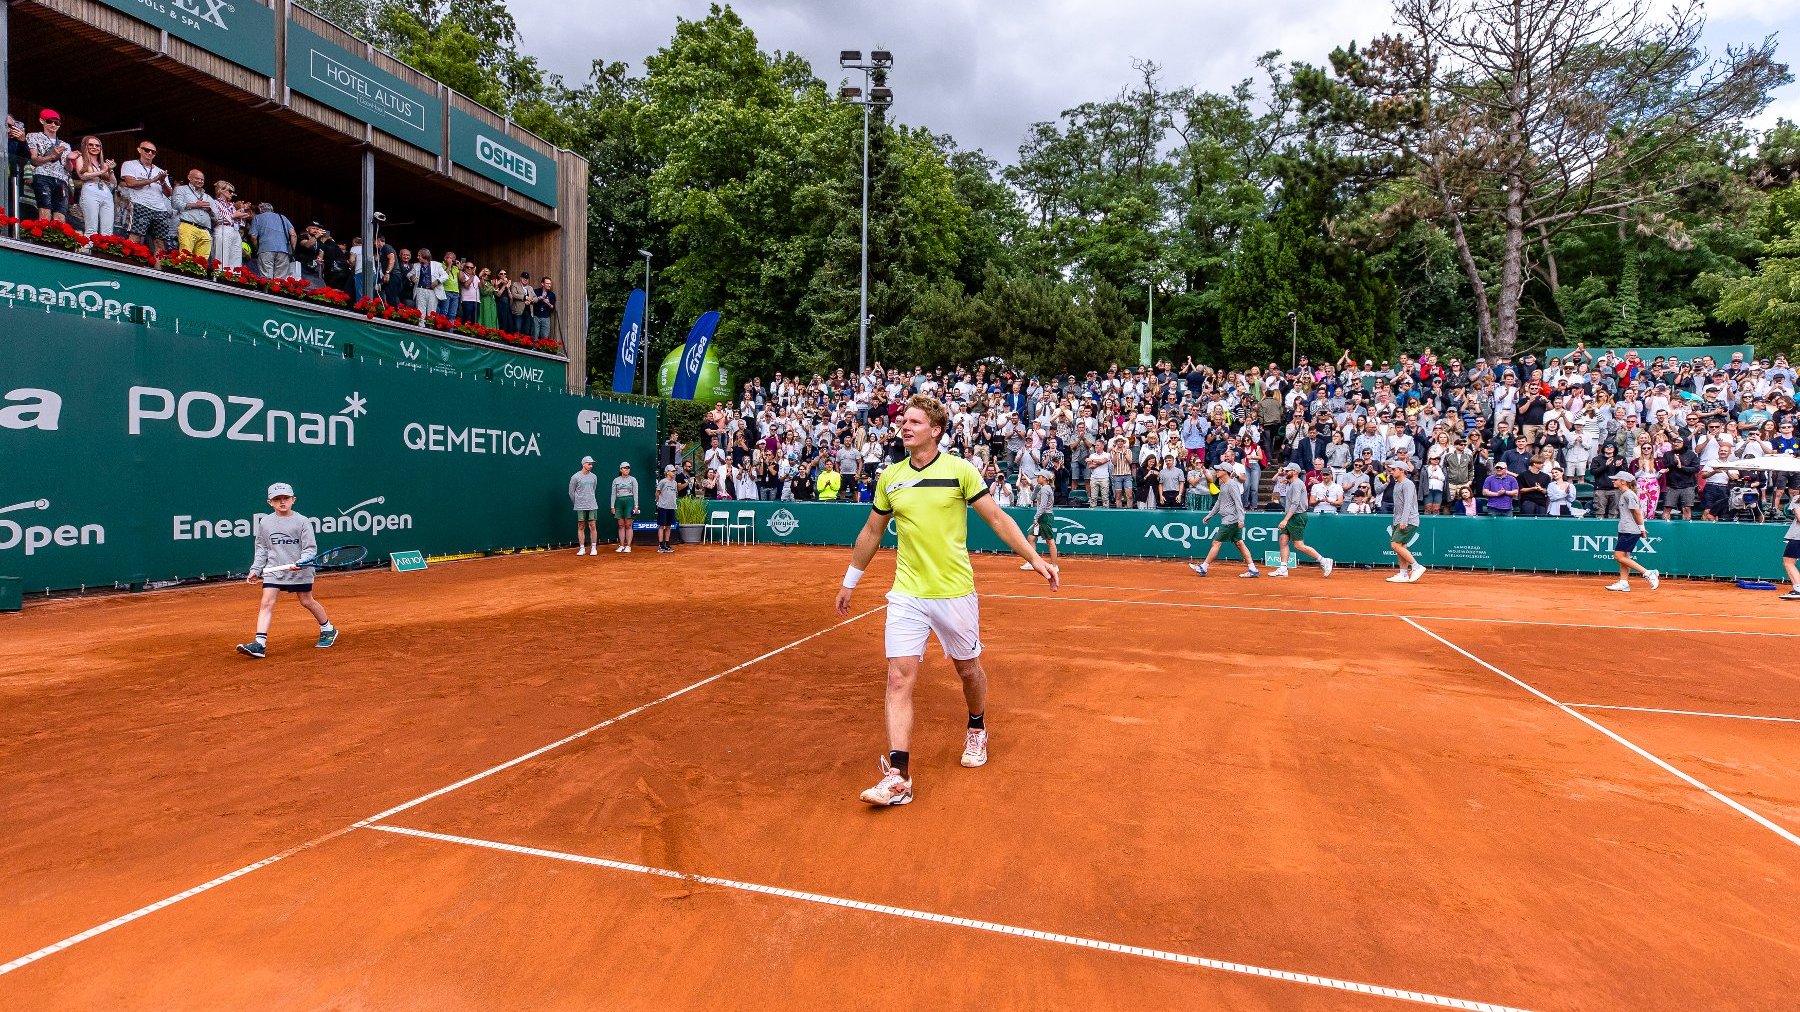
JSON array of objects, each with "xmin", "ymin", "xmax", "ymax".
[
  {"xmin": 1213, "ymin": 522, "xmax": 1243, "ymax": 544},
  {"xmin": 1391, "ymin": 524, "xmax": 1418, "ymax": 544},
  {"xmin": 574, "ymin": 508, "xmax": 598, "ymax": 521},
  {"xmin": 612, "ymin": 496, "xmax": 635, "ymax": 518},
  {"xmin": 1033, "ymin": 512, "xmax": 1055, "ymax": 540},
  {"xmin": 1283, "ymin": 514, "xmax": 1308, "ymax": 541}
]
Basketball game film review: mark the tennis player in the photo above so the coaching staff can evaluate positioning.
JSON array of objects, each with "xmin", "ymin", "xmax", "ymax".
[
  {"xmin": 1605, "ymin": 470, "xmax": 1660, "ymax": 592},
  {"xmin": 836, "ymin": 394, "xmax": 1058, "ymax": 807},
  {"xmin": 611, "ymin": 461, "xmax": 639, "ymax": 553},
  {"xmin": 1189, "ymin": 465, "xmax": 1259, "ymax": 578},
  {"xmin": 1385, "ymin": 460, "xmax": 1426, "ymax": 584},
  {"xmin": 1272, "ymin": 462, "xmax": 1331, "ymax": 578},
  {"xmin": 236, "ymin": 482, "xmax": 337, "ymax": 658}
]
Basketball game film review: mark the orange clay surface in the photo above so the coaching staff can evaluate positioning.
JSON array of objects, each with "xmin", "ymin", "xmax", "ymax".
[{"xmin": 2, "ymin": 547, "xmax": 1798, "ymax": 1010}]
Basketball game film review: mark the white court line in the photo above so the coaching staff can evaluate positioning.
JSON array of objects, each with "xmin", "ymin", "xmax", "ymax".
[
  {"xmin": 0, "ymin": 607, "xmax": 886, "ymax": 979},
  {"xmin": 367, "ymin": 824, "xmax": 1530, "ymax": 1012},
  {"xmin": 1053, "ymin": 582, "xmax": 1800, "ymax": 623},
  {"xmin": 1565, "ymin": 704, "xmax": 1800, "ymax": 725},
  {"xmin": 983, "ymin": 594, "xmax": 1800, "ymax": 639},
  {"xmin": 1401, "ymin": 617, "xmax": 1800, "ymax": 851}
]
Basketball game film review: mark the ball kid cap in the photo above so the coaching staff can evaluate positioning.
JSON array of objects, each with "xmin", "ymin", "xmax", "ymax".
[
  {"xmin": 267, "ymin": 482, "xmax": 295, "ymax": 499},
  {"xmin": 581, "ymin": 455, "xmax": 594, "ymax": 464}
]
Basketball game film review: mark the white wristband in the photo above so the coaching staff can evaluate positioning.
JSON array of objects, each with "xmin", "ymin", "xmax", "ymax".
[{"xmin": 843, "ymin": 566, "xmax": 864, "ymax": 589}]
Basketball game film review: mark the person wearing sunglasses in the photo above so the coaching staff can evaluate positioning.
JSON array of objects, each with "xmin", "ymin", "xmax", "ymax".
[
  {"xmin": 120, "ymin": 138, "xmax": 176, "ymax": 254},
  {"xmin": 25, "ymin": 109, "xmax": 72, "ymax": 223}
]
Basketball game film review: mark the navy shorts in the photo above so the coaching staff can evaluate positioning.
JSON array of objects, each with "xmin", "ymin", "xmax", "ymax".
[
  {"xmin": 32, "ymin": 176, "xmax": 70, "ymax": 215},
  {"xmin": 1615, "ymin": 533, "xmax": 1641, "ymax": 554},
  {"xmin": 273, "ymin": 583, "xmax": 315, "ymax": 594},
  {"xmin": 1784, "ymin": 539, "xmax": 1800, "ymax": 560},
  {"xmin": 656, "ymin": 506, "xmax": 677, "ymax": 526}
]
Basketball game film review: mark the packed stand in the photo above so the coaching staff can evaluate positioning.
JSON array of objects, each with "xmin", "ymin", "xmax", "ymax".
[
  {"xmin": 5, "ymin": 109, "xmax": 559, "ymax": 347},
  {"xmin": 667, "ymin": 348, "xmax": 1799, "ymax": 524}
]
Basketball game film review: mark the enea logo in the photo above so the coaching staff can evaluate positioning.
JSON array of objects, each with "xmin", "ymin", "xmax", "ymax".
[
  {"xmin": 262, "ymin": 319, "xmax": 335, "ymax": 350},
  {"xmin": 619, "ymin": 322, "xmax": 640, "ymax": 367},
  {"xmin": 129, "ymin": 387, "xmax": 365, "ymax": 446},
  {"xmin": 1048, "ymin": 515, "xmax": 1104, "ymax": 547},
  {"xmin": 1, "ymin": 387, "xmax": 62, "ymax": 431},
  {"xmin": 683, "ymin": 340, "xmax": 708, "ymax": 379},
  {"xmin": 475, "ymin": 135, "xmax": 538, "ymax": 187},
  {"xmin": 174, "ymin": 495, "xmax": 415, "ymax": 542},
  {"xmin": 0, "ymin": 499, "xmax": 105, "ymax": 557},
  {"xmin": 768, "ymin": 508, "xmax": 800, "ymax": 537},
  {"xmin": 0, "ymin": 278, "xmax": 157, "ymax": 323}
]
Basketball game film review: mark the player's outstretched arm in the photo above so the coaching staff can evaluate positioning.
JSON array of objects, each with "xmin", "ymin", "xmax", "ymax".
[
  {"xmin": 972, "ymin": 495, "xmax": 1058, "ymax": 591},
  {"xmin": 835, "ymin": 508, "xmax": 888, "ymax": 615}
]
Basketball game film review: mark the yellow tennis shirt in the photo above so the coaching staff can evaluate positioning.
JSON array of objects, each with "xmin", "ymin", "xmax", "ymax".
[{"xmin": 873, "ymin": 452, "xmax": 989, "ymax": 599}]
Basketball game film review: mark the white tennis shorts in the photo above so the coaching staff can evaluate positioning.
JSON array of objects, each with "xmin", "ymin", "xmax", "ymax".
[{"xmin": 885, "ymin": 591, "xmax": 983, "ymax": 660}]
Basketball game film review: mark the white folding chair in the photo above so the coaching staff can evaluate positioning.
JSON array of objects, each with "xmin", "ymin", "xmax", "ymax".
[
  {"xmin": 704, "ymin": 510, "xmax": 732, "ymax": 544},
  {"xmin": 731, "ymin": 509, "xmax": 756, "ymax": 544}
]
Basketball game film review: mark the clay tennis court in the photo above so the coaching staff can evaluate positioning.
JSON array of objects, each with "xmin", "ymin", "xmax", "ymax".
[{"xmin": 3, "ymin": 548, "xmax": 1798, "ymax": 1010}]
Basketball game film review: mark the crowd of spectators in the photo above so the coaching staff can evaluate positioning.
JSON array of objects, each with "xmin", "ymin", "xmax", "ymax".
[
  {"xmin": 661, "ymin": 346, "xmax": 1799, "ymax": 524},
  {"xmin": 7, "ymin": 109, "xmax": 557, "ymax": 338}
]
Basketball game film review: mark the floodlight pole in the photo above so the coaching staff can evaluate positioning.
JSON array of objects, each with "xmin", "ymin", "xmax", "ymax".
[{"xmin": 839, "ymin": 50, "xmax": 893, "ymax": 374}]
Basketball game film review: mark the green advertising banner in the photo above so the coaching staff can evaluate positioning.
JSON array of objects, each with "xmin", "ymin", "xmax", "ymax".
[
  {"xmin": 449, "ymin": 108, "xmax": 558, "ymax": 207},
  {"xmin": 0, "ymin": 315, "xmax": 655, "ymax": 592},
  {"xmin": 286, "ymin": 23, "xmax": 443, "ymax": 154},
  {"xmin": 723, "ymin": 501, "xmax": 1790, "ymax": 581},
  {"xmin": 0, "ymin": 242, "xmax": 564, "ymax": 387},
  {"xmin": 93, "ymin": 0, "xmax": 276, "ymax": 76}
]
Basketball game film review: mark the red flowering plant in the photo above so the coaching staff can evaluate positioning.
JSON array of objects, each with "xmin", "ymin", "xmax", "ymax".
[
  {"xmin": 2, "ymin": 215, "xmax": 85, "ymax": 251},
  {"xmin": 354, "ymin": 297, "xmax": 421, "ymax": 324},
  {"xmin": 298, "ymin": 285, "xmax": 352, "ymax": 308},
  {"xmin": 159, "ymin": 249, "xmax": 216, "ymax": 279},
  {"xmin": 86, "ymin": 233, "xmax": 157, "ymax": 267}
]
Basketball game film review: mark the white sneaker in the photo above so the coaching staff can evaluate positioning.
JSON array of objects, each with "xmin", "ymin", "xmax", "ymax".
[
  {"xmin": 1189, "ymin": 563, "xmax": 1207, "ymax": 577},
  {"xmin": 961, "ymin": 728, "xmax": 989, "ymax": 768},
  {"xmin": 1407, "ymin": 565, "xmax": 1427, "ymax": 583},
  {"xmin": 859, "ymin": 756, "xmax": 913, "ymax": 806},
  {"xmin": 1020, "ymin": 561, "xmax": 1035, "ymax": 570},
  {"xmin": 1269, "ymin": 567, "xmax": 1289, "ymax": 578},
  {"xmin": 614, "ymin": 545, "xmax": 623, "ymax": 553},
  {"xmin": 576, "ymin": 546, "xmax": 587, "ymax": 556},
  {"xmin": 1386, "ymin": 571, "xmax": 1411, "ymax": 583},
  {"xmin": 623, "ymin": 545, "xmax": 632, "ymax": 553},
  {"xmin": 1645, "ymin": 570, "xmax": 1660, "ymax": 591},
  {"xmin": 1605, "ymin": 580, "xmax": 1631, "ymax": 593},
  {"xmin": 1239, "ymin": 568, "xmax": 1261, "ymax": 578},
  {"xmin": 1320, "ymin": 557, "xmax": 1334, "ymax": 578}
]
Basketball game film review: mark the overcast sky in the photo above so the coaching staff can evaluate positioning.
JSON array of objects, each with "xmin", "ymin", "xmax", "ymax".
[{"xmin": 510, "ymin": 0, "xmax": 1798, "ymax": 163}]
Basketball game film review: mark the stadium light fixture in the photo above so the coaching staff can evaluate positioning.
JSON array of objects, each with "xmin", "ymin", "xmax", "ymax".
[{"xmin": 838, "ymin": 47, "xmax": 895, "ymax": 373}]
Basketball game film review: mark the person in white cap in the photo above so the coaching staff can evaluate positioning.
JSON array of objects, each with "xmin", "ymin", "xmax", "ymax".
[
  {"xmin": 611, "ymin": 461, "xmax": 640, "ymax": 552},
  {"xmin": 236, "ymin": 482, "xmax": 337, "ymax": 658},
  {"xmin": 1606, "ymin": 469, "xmax": 1659, "ymax": 592},
  {"xmin": 654, "ymin": 464, "xmax": 681, "ymax": 554},
  {"xmin": 1385, "ymin": 459, "xmax": 1426, "ymax": 583},
  {"xmin": 570, "ymin": 455, "xmax": 599, "ymax": 556},
  {"xmin": 1272, "ymin": 462, "xmax": 1331, "ymax": 578}
]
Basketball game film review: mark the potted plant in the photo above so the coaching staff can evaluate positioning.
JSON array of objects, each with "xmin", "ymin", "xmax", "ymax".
[{"xmin": 675, "ymin": 496, "xmax": 708, "ymax": 544}]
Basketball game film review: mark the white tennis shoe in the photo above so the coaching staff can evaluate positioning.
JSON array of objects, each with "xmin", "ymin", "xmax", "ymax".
[
  {"xmin": 1269, "ymin": 567, "xmax": 1289, "ymax": 578},
  {"xmin": 1605, "ymin": 580, "xmax": 1631, "ymax": 593},
  {"xmin": 1407, "ymin": 565, "xmax": 1427, "ymax": 583},
  {"xmin": 860, "ymin": 756, "xmax": 913, "ymax": 806},
  {"xmin": 1320, "ymin": 557, "xmax": 1334, "ymax": 578},
  {"xmin": 1645, "ymin": 570, "xmax": 1660, "ymax": 590},
  {"xmin": 1385, "ymin": 571, "xmax": 1411, "ymax": 583},
  {"xmin": 961, "ymin": 728, "xmax": 989, "ymax": 767},
  {"xmin": 576, "ymin": 546, "xmax": 587, "ymax": 556}
]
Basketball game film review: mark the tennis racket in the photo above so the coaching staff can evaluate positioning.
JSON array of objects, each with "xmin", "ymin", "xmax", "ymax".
[{"xmin": 262, "ymin": 545, "xmax": 368, "ymax": 574}]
